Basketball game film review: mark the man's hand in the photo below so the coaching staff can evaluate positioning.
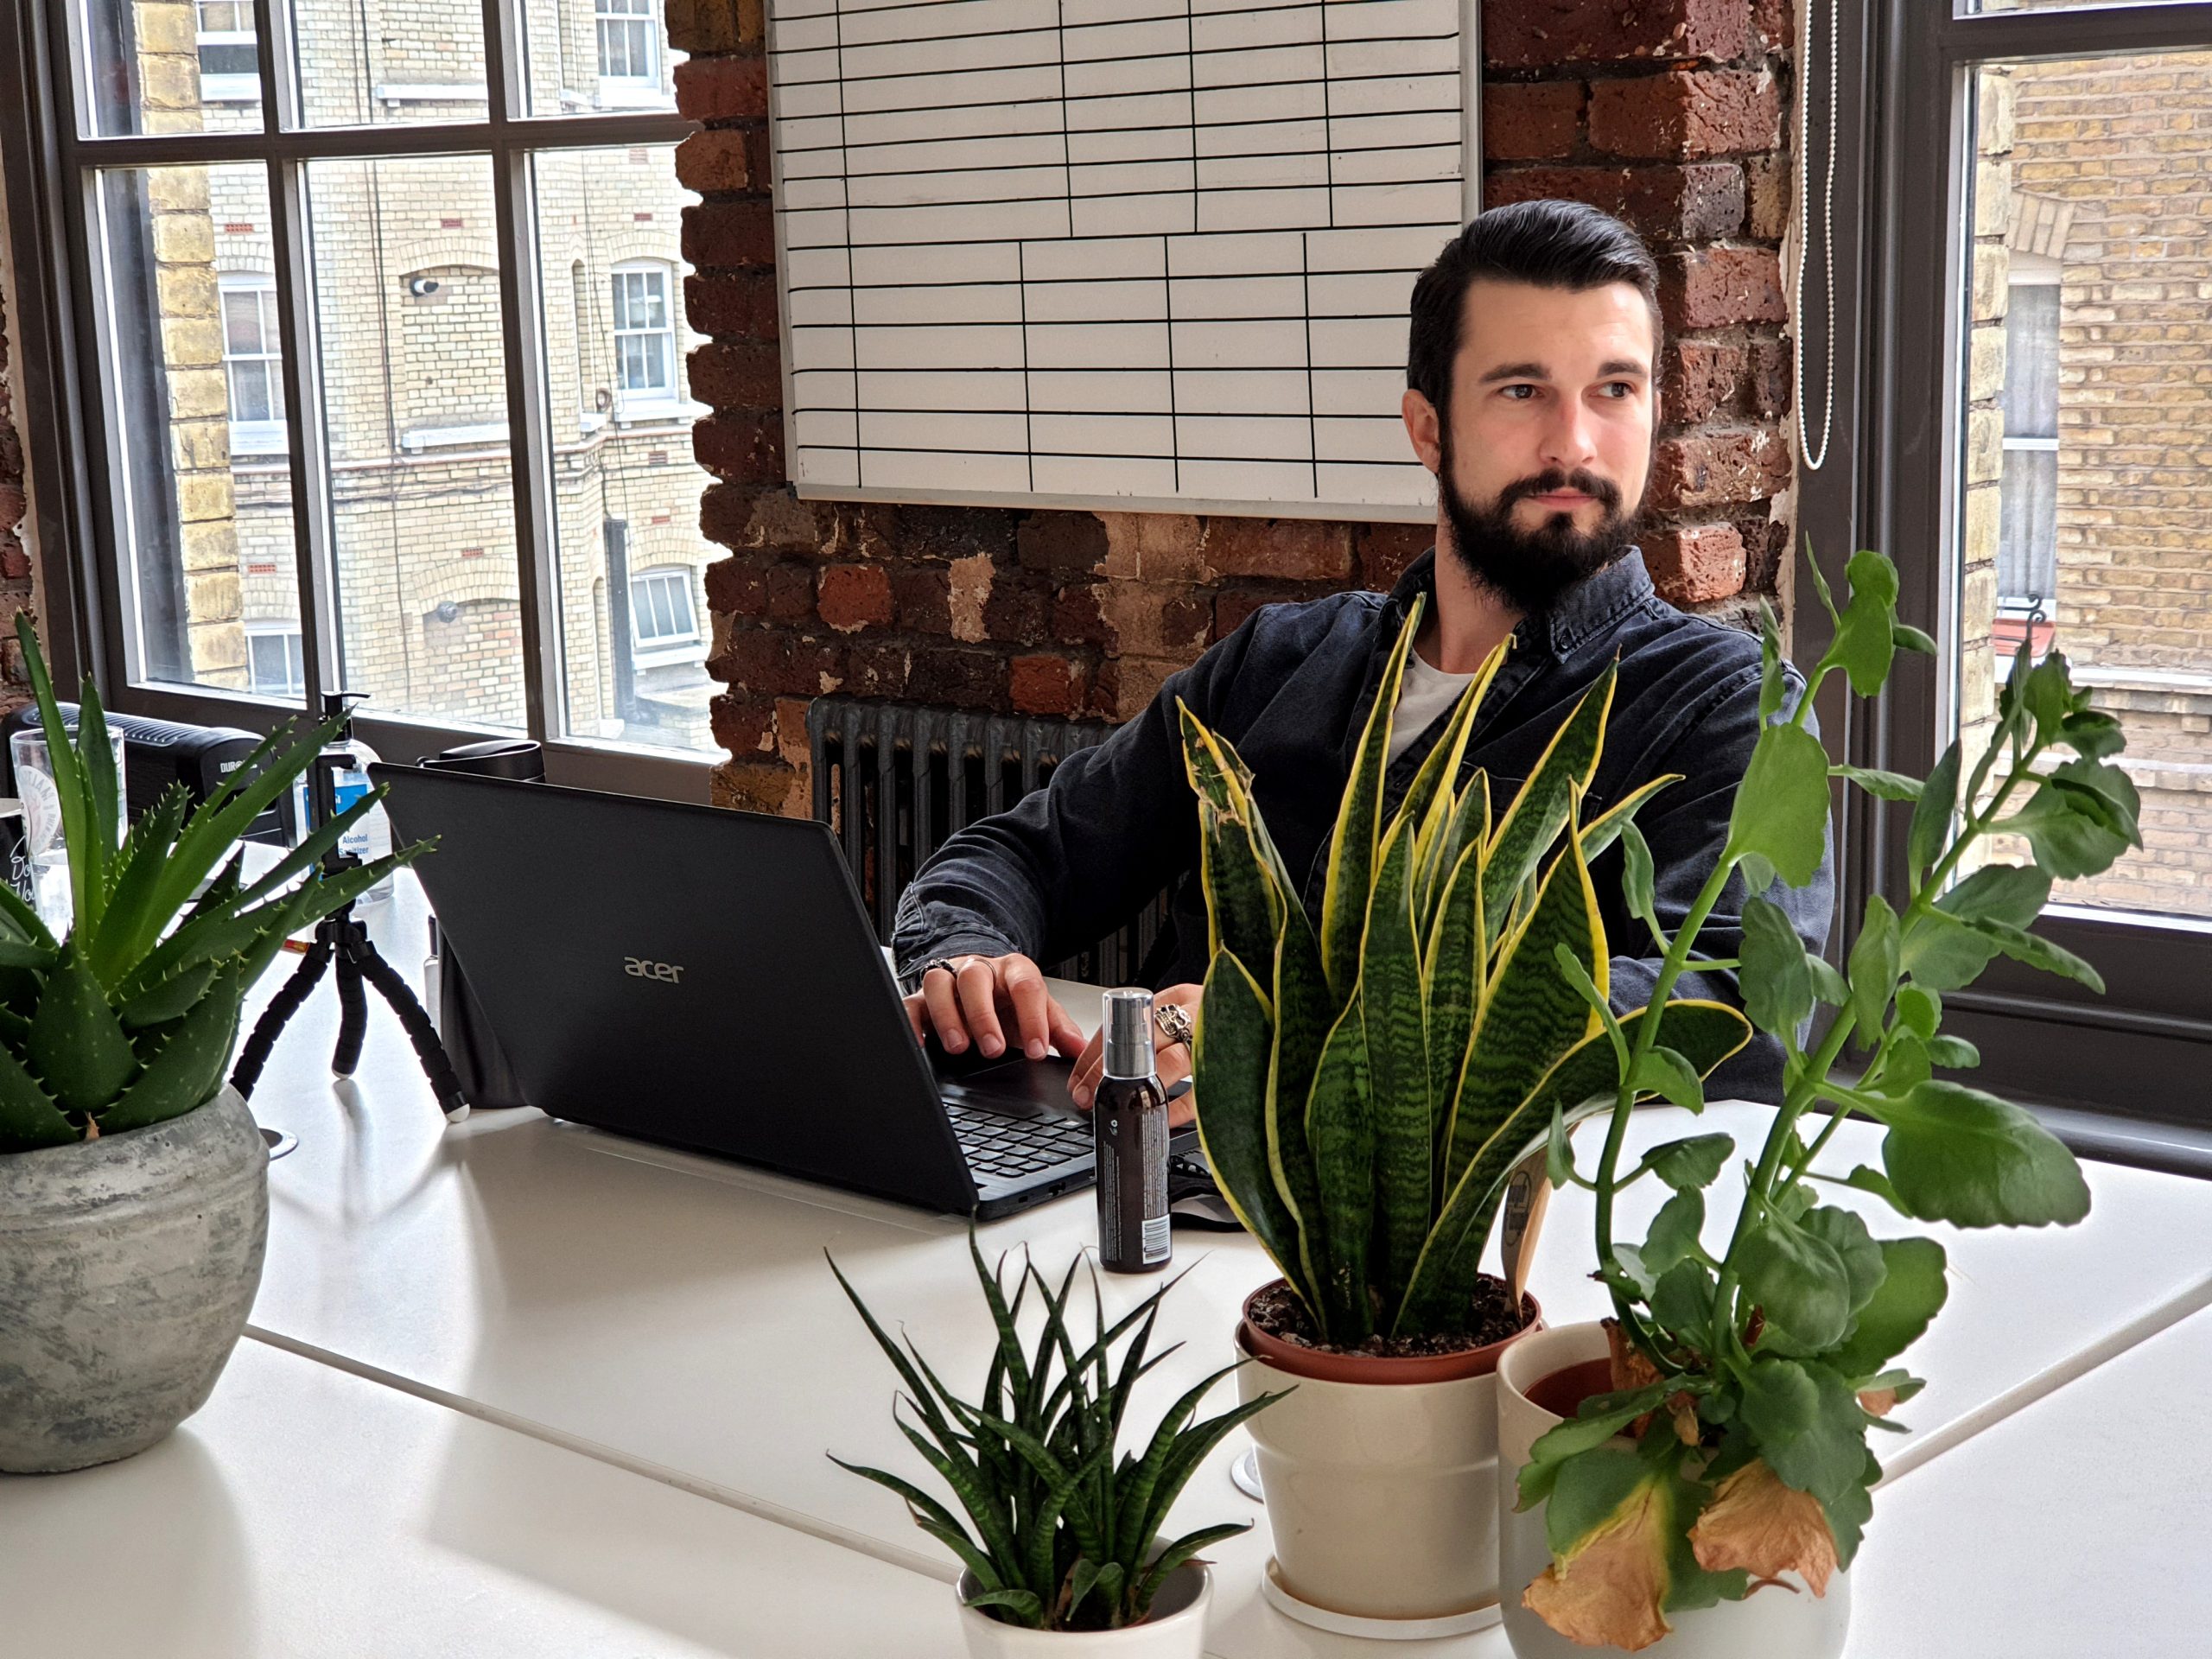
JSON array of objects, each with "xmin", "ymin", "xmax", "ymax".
[
  {"xmin": 904, "ymin": 953, "xmax": 1088, "ymax": 1064},
  {"xmin": 1069, "ymin": 982, "xmax": 1202, "ymax": 1129}
]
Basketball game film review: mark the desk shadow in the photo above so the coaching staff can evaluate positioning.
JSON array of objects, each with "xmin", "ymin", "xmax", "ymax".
[{"xmin": 3, "ymin": 1429, "xmax": 259, "ymax": 1657}]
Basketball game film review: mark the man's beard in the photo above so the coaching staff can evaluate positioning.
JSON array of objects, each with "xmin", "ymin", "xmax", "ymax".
[{"xmin": 1437, "ymin": 437, "xmax": 1640, "ymax": 616}]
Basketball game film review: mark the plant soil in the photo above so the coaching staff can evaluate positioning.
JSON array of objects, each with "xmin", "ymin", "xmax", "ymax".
[{"xmin": 1249, "ymin": 1275, "xmax": 1533, "ymax": 1357}]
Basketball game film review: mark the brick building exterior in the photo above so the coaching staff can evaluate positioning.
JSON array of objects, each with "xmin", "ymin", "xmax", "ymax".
[
  {"xmin": 677, "ymin": 0, "xmax": 1802, "ymax": 818},
  {"xmin": 0, "ymin": 165, "xmax": 38, "ymax": 704}
]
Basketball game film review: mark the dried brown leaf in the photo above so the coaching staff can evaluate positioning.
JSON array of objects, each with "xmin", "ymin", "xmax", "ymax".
[
  {"xmin": 1859, "ymin": 1387, "xmax": 1898, "ymax": 1419},
  {"xmin": 1688, "ymin": 1459, "xmax": 1840, "ymax": 1597},
  {"xmin": 1522, "ymin": 1475, "xmax": 1674, "ymax": 1652}
]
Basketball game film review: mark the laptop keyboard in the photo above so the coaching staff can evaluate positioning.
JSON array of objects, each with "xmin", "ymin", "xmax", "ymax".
[{"xmin": 945, "ymin": 1100, "xmax": 1093, "ymax": 1181}]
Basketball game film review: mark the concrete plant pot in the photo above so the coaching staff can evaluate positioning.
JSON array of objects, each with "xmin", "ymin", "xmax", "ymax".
[
  {"xmin": 0, "ymin": 1086, "xmax": 268, "ymax": 1474},
  {"xmin": 953, "ymin": 1562, "xmax": 1210, "ymax": 1659},
  {"xmin": 1497, "ymin": 1322, "xmax": 1852, "ymax": 1658},
  {"xmin": 1234, "ymin": 1279, "xmax": 1539, "ymax": 1628}
]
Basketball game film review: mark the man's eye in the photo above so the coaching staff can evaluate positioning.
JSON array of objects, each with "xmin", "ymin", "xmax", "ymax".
[
  {"xmin": 1502, "ymin": 385, "xmax": 1537, "ymax": 401},
  {"xmin": 1602, "ymin": 382, "xmax": 1636, "ymax": 398}
]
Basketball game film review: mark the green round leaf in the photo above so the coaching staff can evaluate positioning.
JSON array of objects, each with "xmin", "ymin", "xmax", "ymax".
[
  {"xmin": 1875, "ymin": 1080, "xmax": 2091, "ymax": 1228},
  {"xmin": 1829, "ymin": 1236, "xmax": 1949, "ymax": 1379},
  {"xmin": 1727, "ymin": 723, "xmax": 1832, "ymax": 889},
  {"xmin": 1738, "ymin": 1212, "xmax": 1851, "ymax": 1351}
]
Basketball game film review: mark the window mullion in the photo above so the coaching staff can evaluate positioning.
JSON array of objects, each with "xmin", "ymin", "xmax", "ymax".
[{"xmin": 263, "ymin": 154, "xmax": 338, "ymax": 715}]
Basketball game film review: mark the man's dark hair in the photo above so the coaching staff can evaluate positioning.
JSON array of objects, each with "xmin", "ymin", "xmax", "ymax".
[{"xmin": 1406, "ymin": 200, "xmax": 1662, "ymax": 418}]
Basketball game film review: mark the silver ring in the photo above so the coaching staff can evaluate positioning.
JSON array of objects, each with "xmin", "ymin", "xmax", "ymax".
[
  {"xmin": 919, "ymin": 956, "xmax": 969, "ymax": 982},
  {"xmin": 1155, "ymin": 1001, "xmax": 1194, "ymax": 1051}
]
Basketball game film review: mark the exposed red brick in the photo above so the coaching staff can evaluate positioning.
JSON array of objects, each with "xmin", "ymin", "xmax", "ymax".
[
  {"xmin": 1160, "ymin": 594, "xmax": 1212, "ymax": 656},
  {"xmin": 674, "ymin": 53, "xmax": 768, "ymax": 121},
  {"xmin": 0, "ymin": 485, "xmax": 22, "ymax": 533},
  {"xmin": 816, "ymin": 563, "xmax": 894, "ymax": 632},
  {"xmin": 1016, "ymin": 511, "xmax": 1108, "ymax": 576},
  {"xmin": 1658, "ymin": 246, "xmax": 1789, "ymax": 330},
  {"xmin": 712, "ymin": 757, "xmax": 803, "ymax": 818},
  {"xmin": 687, "ymin": 338, "xmax": 782, "ymax": 410},
  {"xmin": 682, "ymin": 198, "xmax": 776, "ymax": 270},
  {"xmin": 1009, "ymin": 653, "xmax": 1084, "ymax": 717},
  {"xmin": 663, "ymin": 0, "xmax": 762, "ymax": 54},
  {"xmin": 1484, "ymin": 82, "xmax": 1586, "ymax": 162},
  {"xmin": 712, "ymin": 630, "xmax": 842, "ymax": 697},
  {"xmin": 1647, "ymin": 429, "xmax": 1791, "ymax": 514},
  {"xmin": 1484, "ymin": 0, "xmax": 1751, "ymax": 71},
  {"xmin": 1748, "ymin": 334, "xmax": 1791, "ymax": 419},
  {"xmin": 985, "ymin": 575, "xmax": 1053, "ymax": 645},
  {"xmin": 1643, "ymin": 523, "xmax": 1748, "ymax": 604},
  {"xmin": 711, "ymin": 693, "xmax": 776, "ymax": 755},
  {"xmin": 1588, "ymin": 68, "xmax": 1780, "ymax": 161},
  {"xmin": 0, "ymin": 537, "xmax": 29, "ymax": 582},
  {"xmin": 685, "ymin": 271, "xmax": 779, "ymax": 342},
  {"xmin": 1357, "ymin": 523, "xmax": 1433, "ymax": 592},
  {"xmin": 908, "ymin": 645, "xmax": 1007, "ymax": 709},
  {"xmin": 1214, "ymin": 588, "xmax": 1274, "ymax": 642},
  {"xmin": 843, "ymin": 640, "xmax": 911, "ymax": 699},
  {"xmin": 765, "ymin": 560, "xmax": 815, "ymax": 623},
  {"xmin": 1745, "ymin": 152, "xmax": 1791, "ymax": 240},
  {"xmin": 1661, "ymin": 339, "xmax": 1749, "ymax": 425},
  {"xmin": 889, "ymin": 564, "xmax": 952, "ymax": 634},
  {"xmin": 1201, "ymin": 518, "xmax": 1352, "ymax": 582},
  {"xmin": 1052, "ymin": 584, "xmax": 1114, "ymax": 650},
  {"xmin": 691, "ymin": 410, "xmax": 784, "ymax": 484},
  {"xmin": 675, "ymin": 126, "xmax": 764, "ymax": 195},
  {"xmin": 1754, "ymin": 0, "xmax": 1794, "ymax": 53},
  {"xmin": 1484, "ymin": 162, "xmax": 1744, "ymax": 242},
  {"xmin": 702, "ymin": 553, "xmax": 769, "ymax": 618}
]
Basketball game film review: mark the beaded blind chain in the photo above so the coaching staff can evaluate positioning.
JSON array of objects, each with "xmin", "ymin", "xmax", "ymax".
[{"xmin": 1795, "ymin": 0, "xmax": 1840, "ymax": 473}]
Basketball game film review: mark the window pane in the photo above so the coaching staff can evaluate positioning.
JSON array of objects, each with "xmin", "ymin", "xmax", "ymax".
[
  {"xmin": 93, "ymin": 164, "xmax": 307, "ymax": 697},
  {"xmin": 525, "ymin": 0, "xmax": 683, "ymax": 115},
  {"xmin": 1959, "ymin": 2, "xmax": 2202, "ymax": 12},
  {"xmin": 308, "ymin": 156, "xmax": 526, "ymax": 732},
  {"xmin": 1955, "ymin": 55, "xmax": 2212, "ymax": 923},
  {"xmin": 531, "ymin": 144, "xmax": 713, "ymax": 755},
  {"xmin": 293, "ymin": 0, "xmax": 488, "ymax": 127},
  {"xmin": 75, "ymin": 0, "xmax": 267, "ymax": 137}
]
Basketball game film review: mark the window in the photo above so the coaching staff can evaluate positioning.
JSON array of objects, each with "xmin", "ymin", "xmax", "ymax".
[
  {"xmin": 219, "ymin": 275, "xmax": 285, "ymax": 456},
  {"xmin": 611, "ymin": 262, "xmax": 676, "ymax": 405},
  {"xmin": 245, "ymin": 623, "xmax": 305, "ymax": 698},
  {"xmin": 595, "ymin": 0, "xmax": 662, "ymax": 105},
  {"xmin": 194, "ymin": 0, "xmax": 257, "ymax": 105},
  {"xmin": 630, "ymin": 565, "xmax": 698, "ymax": 649},
  {"xmin": 1847, "ymin": 2, "xmax": 2212, "ymax": 1147},
  {"xmin": 10, "ymin": 0, "xmax": 714, "ymax": 795}
]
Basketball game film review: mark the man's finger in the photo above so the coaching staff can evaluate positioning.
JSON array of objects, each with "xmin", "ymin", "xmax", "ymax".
[
  {"xmin": 1046, "ymin": 999, "xmax": 1088, "ymax": 1060},
  {"xmin": 1167, "ymin": 1092, "xmax": 1197, "ymax": 1130},
  {"xmin": 957, "ymin": 960, "xmax": 1007, "ymax": 1058},
  {"xmin": 902, "ymin": 992, "xmax": 929, "ymax": 1047},
  {"xmin": 920, "ymin": 967, "xmax": 967, "ymax": 1052},
  {"xmin": 1002, "ymin": 960, "xmax": 1052, "ymax": 1060},
  {"xmin": 1068, "ymin": 1032, "xmax": 1104, "ymax": 1109}
]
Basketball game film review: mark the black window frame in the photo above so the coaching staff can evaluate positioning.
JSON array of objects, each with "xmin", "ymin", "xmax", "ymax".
[{"xmin": 1801, "ymin": 0, "xmax": 2212, "ymax": 1171}]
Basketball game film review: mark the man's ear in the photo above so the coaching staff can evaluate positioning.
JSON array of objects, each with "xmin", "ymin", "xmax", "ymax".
[{"xmin": 1402, "ymin": 387, "xmax": 1442, "ymax": 475}]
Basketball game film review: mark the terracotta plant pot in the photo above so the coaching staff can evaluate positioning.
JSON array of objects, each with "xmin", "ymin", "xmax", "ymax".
[
  {"xmin": 1234, "ymin": 1278, "xmax": 1540, "ymax": 1626},
  {"xmin": 952, "ymin": 1562, "xmax": 1209, "ymax": 1659},
  {"xmin": 1496, "ymin": 1322, "xmax": 1852, "ymax": 1658},
  {"xmin": 0, "ymin": 1087, "xmax": 269, "ymax": 1474}
]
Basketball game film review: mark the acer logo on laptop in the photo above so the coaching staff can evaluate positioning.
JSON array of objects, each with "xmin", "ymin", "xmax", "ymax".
[{"xmin": 624, "ymin": 957, "xmax": 684, "ymax": 984}]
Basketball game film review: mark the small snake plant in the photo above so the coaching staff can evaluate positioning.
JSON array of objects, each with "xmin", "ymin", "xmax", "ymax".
[
  {"xmin": 0, "ymin": 612, "xmax": 423, "ymax": 1153},
  {"xmin": 830, "ymin": 1237, "xmax": 1284, "ymax": 1630},
  {"xmin": 1182, "ymin": 597, "xmax": 1754, "ymax": 1344}
]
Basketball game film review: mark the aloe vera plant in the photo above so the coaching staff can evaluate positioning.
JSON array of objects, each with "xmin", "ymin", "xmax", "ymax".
[
  {"xmin": 831, "ymin": 1239, "xmax": 1283, "ymax": 1631},
  {"xmin": 1181, "ymin": 597, "xmax": 1755, "ymax": 1345},
  {"xmin": 0, "ymin": 613, "xmax": 423, "ymax": 1154},
  {"xmin": 1514, "ymin": 547, "xmax": 2132, "ymax": 1650}
]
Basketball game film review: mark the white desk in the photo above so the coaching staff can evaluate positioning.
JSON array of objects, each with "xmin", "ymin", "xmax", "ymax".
[
  {"xmin": 0, "ymin": 1336, "xmax": 963, "ymax": 1659},
  {"xmin": 215, "ymin": 877, "xmax": 2212, "ymax": 1656}
]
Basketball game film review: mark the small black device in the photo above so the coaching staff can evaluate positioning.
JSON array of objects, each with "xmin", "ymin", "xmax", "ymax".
[
  {"xmin": 371, "ymin": 763, "xmax": 1198, "ymax": 1219},
  {"xmin": 229, "ymin": 694, "xmax": 466, "ymax": 1118},
  {"xmin": 0, "ymin": 704, "xmax": 286, "ymax": 842}
]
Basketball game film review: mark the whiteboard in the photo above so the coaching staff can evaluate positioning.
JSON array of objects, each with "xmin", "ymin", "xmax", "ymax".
[{"xmin": 765, "ymin": 0, "xmax": 1479, "ymax": 523}]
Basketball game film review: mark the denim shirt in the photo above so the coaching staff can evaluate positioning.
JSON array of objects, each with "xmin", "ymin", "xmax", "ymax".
[{"xmin": 893, "ymin": 548, "xmax": 1834, "ymax": 1101}]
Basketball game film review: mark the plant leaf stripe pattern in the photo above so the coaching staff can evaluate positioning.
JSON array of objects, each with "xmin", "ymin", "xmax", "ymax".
[{"xmin": 1185, "ymin": 607, "xmax": 1749, "ymax": 1343}]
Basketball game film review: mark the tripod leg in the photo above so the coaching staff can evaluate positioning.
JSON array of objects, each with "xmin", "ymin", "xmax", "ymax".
[
  {"xmin": 354, "ymin": 946, "xmax": 473, "ymax": 1122},
  {"xmin": 332, "ymin": 945, "xmax": 369, "ymax": 1077},
  {"xmin": 231, "ymin": 940, "xmax": 334, "ymax": 1100}
]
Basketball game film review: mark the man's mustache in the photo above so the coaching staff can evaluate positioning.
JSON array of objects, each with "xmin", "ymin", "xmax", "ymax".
[{"xmin": 1496, "ymin": 468, "xmax": 1624, "ymax": 513}]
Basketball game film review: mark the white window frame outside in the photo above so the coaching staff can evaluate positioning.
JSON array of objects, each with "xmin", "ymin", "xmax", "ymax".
[
  {"xmin": 628, "ymin": 563, "xmax": 700, "ymax": 664},
  {"xmin": 219, "ymin": 273, "xmax": 288, "ymax": 456},
  {"xmin": 1999, "ymin": 256, "xmax": 2063, "ymax": 615},
  {"xmin": 194, "ymin": 0, "xmax": 258, "ymax": 104},
  {"xmin": 244, "ymin": 621, "xmax": 306, "ymax": 699},
  {"xmin": 594, "ymin": 0, "xmax": 664, "ymax": 108},
  {"xmin": 610, "ymin": 259, "xmax": 683, "ymax": 420}
]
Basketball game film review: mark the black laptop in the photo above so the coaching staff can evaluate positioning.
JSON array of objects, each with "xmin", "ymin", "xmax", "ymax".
[{"xmin": 373, "ymin": 764, "xmax": 1188, "ymax": 1219}]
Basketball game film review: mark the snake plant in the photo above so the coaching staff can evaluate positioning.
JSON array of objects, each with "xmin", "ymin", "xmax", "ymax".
[
  {"xmin": 830, "ymin": 1237, "xmax": 1285, "ymax": 1630},
  {"xmin": 0, "ymin": 613, "xmax": 423, "ymax": 1153},
  {"xmin": 1182, "ymin": 598, "xmax": 1755, "ymax": 1344}
]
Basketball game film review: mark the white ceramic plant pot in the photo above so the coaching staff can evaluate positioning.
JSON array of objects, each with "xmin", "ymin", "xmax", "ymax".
[
  {"xmin": 1496, "ymin": 1322, "xmax": 1852, "ymax": 1658},
  {"xmin": 0, "ymin": 1086, "xmax": 269, "ymax": 1474},
  {"xmin": 1234, "ymin": 1280, "xmax": 1539, "ymax": 1627},
  {"xmin": 952, "ymin": 1562, "xmax": 1210, "ymax": 1659}
]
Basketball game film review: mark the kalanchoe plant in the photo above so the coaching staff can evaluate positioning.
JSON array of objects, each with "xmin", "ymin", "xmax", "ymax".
[
  {"xmin": 1517, "ymin": 546, "xmax": 2133, "ymax": 1650},
  {"xmin": 0, "ymin": 612, "xmax": 423, "ymax": 1154},
  {"xmin": 1181, "ymin": 598, "xmax": 1754, "ymax": 1347},
  {"xmin": 830, "ymin": 1237, "xmax": 1284, "ymax": 1631}
]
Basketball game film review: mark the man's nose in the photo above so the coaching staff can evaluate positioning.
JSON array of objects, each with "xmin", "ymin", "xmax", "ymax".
[{"xmin": 1538, "ymin": 397, "xmax": 1600, "ymax": 472}]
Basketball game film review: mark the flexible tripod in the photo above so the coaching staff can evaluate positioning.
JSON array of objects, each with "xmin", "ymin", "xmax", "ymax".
[{"xmin": 228, "ymin": 696, "xmax": 469, "ymax": 1121}]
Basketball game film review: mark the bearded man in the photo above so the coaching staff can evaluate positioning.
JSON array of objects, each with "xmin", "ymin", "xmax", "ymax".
[{"xmin": 893, "ymin": 199, "xmax": 1833, "ymax": 1111}]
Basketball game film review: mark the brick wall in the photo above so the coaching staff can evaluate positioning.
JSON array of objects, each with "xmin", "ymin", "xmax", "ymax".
[
  {"xmin": 677, "ymin": 0, "xmax": 1802, "ymax": 817},
  {"xmin": 0, "ymin": 162, "xmax": 39, "ymax": 702}
]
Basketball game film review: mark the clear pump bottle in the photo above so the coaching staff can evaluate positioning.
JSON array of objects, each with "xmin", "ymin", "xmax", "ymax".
[{"xmin": 1094, "ymin": 988, "xmax": 1172, "ymax": 1274}]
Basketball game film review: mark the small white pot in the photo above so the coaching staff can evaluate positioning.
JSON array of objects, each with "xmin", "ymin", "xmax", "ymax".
[
  {"xmin": 1235, "ymin": 1283, "xmax": 1537, "ymax": 1624},
  {"xmin": 1496, "ymin": 1322, "xmax": 1852, "ymax": 1659},
  {"xmin": 952, "ymin": 1562, "xmax": 1210, "ymax": 1659}
]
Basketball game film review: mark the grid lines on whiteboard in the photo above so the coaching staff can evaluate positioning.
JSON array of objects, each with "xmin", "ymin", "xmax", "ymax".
[{"xmin": 768, "ymin": 0, "xmax": 1467, "ymax": 518}]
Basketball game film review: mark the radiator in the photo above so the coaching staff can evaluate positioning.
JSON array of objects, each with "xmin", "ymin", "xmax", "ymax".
[{"xmin": 806, "ymin": 698, "xmax": 1168, "ymax": 986}]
